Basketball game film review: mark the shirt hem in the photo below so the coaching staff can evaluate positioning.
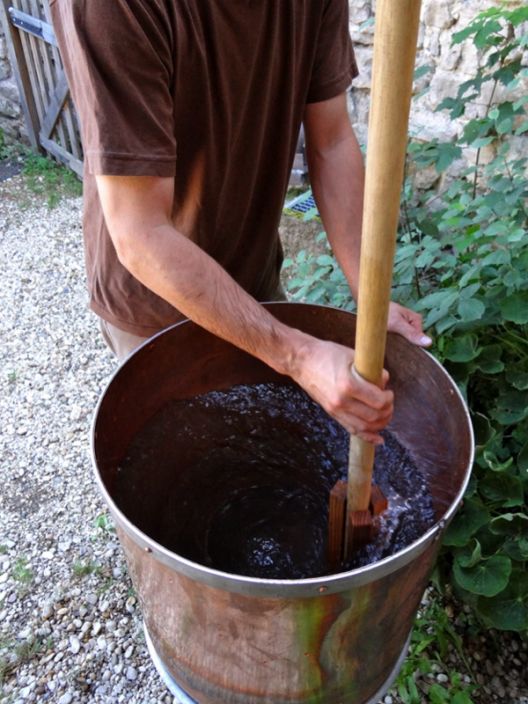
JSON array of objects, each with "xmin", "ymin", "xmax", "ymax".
[
  {"xmin": 306, "ymin": 66, "xmax": 358, "ymax": 104},
  {"xmin": 86, "ymin": 152, "xmax": 176, "ymax": 177},
  {"xmin": 90, "ymin": 300, "xmax": 183, "ymax": 338}
]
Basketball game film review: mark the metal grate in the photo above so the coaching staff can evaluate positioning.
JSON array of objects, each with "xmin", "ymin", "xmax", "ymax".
[{"xmin": 283, "ymin": 190, "xmax": 319, "ymax": 221}]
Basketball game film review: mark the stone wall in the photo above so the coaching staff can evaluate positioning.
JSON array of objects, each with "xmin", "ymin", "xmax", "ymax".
[
  {"xmin": 0, "ymin": 28, "xmax": 23, "ymax": 143},
  {"xmin": 348, "ymin": 0, "xmax": 528, "ymax": 187},
  {"xmin": 0, "ymin": 0, "xmax": 526, "ymax": 162}
]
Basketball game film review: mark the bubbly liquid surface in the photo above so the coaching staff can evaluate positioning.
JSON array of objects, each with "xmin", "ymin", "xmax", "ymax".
[{"xmin": 115, "ymin": 383, "xmax": 435, "ymax": 578}]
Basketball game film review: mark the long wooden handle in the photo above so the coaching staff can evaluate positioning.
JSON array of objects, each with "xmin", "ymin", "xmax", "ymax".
[{"xmin": 347, "ymin": 0, "xmax": 422, "ymax": 520}]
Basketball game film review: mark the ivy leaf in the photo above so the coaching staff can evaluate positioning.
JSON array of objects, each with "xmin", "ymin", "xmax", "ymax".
[
  {"xmin": 500, "ymin": 292, "xmax": 528, "ymax": 324},
  {"xmin": 470, "ymin": 136, "xmax": 495, "ymax": 149},
  {"xmin": 508, "ymin": 7, "xmax": 528, "ymax": 25},
  {"xmin": 443, "ymin": 334, "xmax": 480, "ymax": 362},
  {"xmin": 414, "ymin": 64, "xmax": 433, "ymax": 80},
  {"xmin": 453, "ymin": 555, "xmax": 512, "ymax": 596},
  {"xmin": 443, "ymin": 498, "xmax": 491, "ymax": 547},
  {"xmin": 436, "ymin": 143, "xmax": 463, "ymax": 172},
  {"xmin": 315, "ymin": 254, "xmax": 335, "ymax": 267},
  {"xmin": 497, "ymin": 117, "xmax": 514, "ymax": 135}
]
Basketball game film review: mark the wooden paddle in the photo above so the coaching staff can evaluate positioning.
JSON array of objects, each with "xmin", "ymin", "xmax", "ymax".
[{"xmin": 328, "ymin": 0, "xmax": 423, "ymax": 566}]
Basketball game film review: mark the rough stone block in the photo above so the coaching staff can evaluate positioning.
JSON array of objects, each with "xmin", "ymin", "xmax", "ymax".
[
  {"xmin": 0, "ymin": 95, "xmax": 21, "ymax": 119},
  {"xmin": 422, "ymin": 0, "xmax": 455, "ymax": 30}
]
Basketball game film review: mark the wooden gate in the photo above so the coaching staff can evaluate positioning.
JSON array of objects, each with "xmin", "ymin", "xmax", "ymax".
[{"xmin": 0, "ymin": 0, "xmax": 83, "ymax": 176}]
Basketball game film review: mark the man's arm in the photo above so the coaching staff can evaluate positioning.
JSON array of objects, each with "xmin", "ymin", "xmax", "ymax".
[
  {"xmin": 303, "ymin": 93, "xmax": 432, "ymax": 347},
  {"xmin": 95, "ymin": 174, "xmax": 393, "ymax": 443}
]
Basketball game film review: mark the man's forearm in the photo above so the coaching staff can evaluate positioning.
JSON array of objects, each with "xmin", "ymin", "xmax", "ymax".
[
  {"xmin": 115, "ymin": 221, "xmax": 308, "ymax": 377},
  {"xmin": 305, "ymin": 129, "xmax": 365, "ymax": 300}
]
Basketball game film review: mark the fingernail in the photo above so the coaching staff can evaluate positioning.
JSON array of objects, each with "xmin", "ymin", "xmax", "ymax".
[{"xmin": 420, "ymin": 335, "xmax": 432, "ymax": 346}]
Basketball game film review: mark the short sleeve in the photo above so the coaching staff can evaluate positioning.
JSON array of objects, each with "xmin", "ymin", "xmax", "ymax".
[
  {"xmin": 51, "ymin": 0, "xmax": 176, "ymax": 176},
  {"xmin": 306, "ymin": 0, "xmax": 358, "ymax": 104}
]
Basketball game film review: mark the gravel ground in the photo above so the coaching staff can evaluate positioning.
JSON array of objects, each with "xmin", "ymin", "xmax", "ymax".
[{"xmin": 0, "ymin": 172, "xmax": 526, "ymax": 704}]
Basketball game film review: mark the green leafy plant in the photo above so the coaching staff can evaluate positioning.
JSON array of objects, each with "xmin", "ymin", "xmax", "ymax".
[
  {"xmin": 72, "ymin": 559, "xmax": 102, "ymax": 578},
  {"xmin": 11, "ymin": 557, "xmax": 33, "ymax": 586},
  {"xmin": 392, "ymin": 591, "xmax": 476, "ymax": 703},
  {"xmin": 22, "ymin": 152, "xmax": 82, "ymax": 207},
  {"xmin": 0, "ymin": 129, "xmax": 8, "ymax": 160},
  {"xmin": 93, "ymin": 512, "xmax": 115, "ymax": 534},
  {"xmin": 0, "ymin": 633, "xmax": 52, "ymax": 686},
  {"xmin": 283, "ymin": 5, "xmax": 528, "ymax": 632}
]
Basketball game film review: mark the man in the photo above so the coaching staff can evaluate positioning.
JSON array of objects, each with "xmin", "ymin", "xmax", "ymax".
[{"xmin": 51, "ymin": 0, "xmax": 431, "ymax": 445}]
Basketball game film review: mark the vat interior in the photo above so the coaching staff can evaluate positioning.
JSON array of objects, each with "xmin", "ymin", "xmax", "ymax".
[{"xmin": 94, "ymin": 304, "xmax": 472, "ymax": 570}]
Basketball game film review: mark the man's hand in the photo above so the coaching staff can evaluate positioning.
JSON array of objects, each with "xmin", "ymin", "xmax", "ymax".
[
  {"xmin": 387, "ymin": 301, "xmax": 432, "ymax": 348},
  {"xmin": 289, "ymin": 337, "xmax": 393, "ymax": 445}
]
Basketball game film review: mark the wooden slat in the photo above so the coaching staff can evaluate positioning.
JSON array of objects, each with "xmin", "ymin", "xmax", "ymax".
[
  {"xmin": 39, "ymin": 71, "xmax": 68, "ymax": 141},
  {"xmin": 40, "ymin": 136, "xmax": 83, "ymax": 178},
  {"xmin": 18, "ymin": 0, "xmax": 45, "ymax": 123},
  {"xmin": 31, "ymin": 1, "xmax": 68, "ymax": 150},
  {"xmin": 41, "ymin": 0, "xmax": 82, "ymax": 160}
]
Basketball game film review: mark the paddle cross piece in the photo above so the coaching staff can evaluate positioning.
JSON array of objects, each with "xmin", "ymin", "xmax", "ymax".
[{"xmin": 327, "ymin": 480, "xmax": 388, "ymax": 568}]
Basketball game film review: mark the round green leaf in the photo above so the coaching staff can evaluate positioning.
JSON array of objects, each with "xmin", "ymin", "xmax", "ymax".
[
  {"xmin": 482, "ymin": 449, "xmax": 513, "ymax": 472},
  {"xmin": 475, "ymin": 345, "xmax": 504, "ymax": 374},
  {"xmin": 455, "ymin": 538, "xmax": 482, "ymax": 568},
  {"xmin": 477, "ymin": 594, "xmax": 528, "ymax": 631},
  {"xmin": 479, "ymin": 473, "xmax": 525, "ymax": 507},
  {"xmin": 477, "ymin": 570, "xmax": 528, "ymax": 630},
  {"xmin": 444, "ymin": 334, "xmax": 480, "ymax": 362},
  {"xmin": 503, "ymin": 537, "xmax": 528, "ymax": 561},
  {"xmin": 475, "ymin": 525, "xmax": 505, "ymax": 556},
  {"xmin": 443, "ymin": 499, "xmax": 491, "ymax": 547},
  {"xmin": 457, "ymin": 298, "xmax": 486, "ymax": 322},
  {"xmin": 518, "ymin": 440, "xmax": 528, "ymax": 474},
  {"xmin": 506, "ymin": 370, "xmax": 528, "ymax": 391},
  {"xmin": 453, "ymin": 555, "xmax": 512, "ymax": 596},
  {"xmin": 492, "ymin": 389, "xmax": 528, "ymax": 425},
  {"xmin": 500, "ymin": 293, "xmax": 528, "ymax": 324},
  {"xmin": 472, "ymin": 412, "xmax": 495, "ymax": 447},
  {"xmin": 489, "ymin": 513, "xmax": 528, "ymax": 537}
]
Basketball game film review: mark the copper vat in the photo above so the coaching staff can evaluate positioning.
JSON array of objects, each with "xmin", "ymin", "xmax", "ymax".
[{"xmin": 92, "ymin": 303, "xmax": 474, "ymax": 704}]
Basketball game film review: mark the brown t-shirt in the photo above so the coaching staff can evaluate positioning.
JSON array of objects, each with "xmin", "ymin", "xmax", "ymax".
[{"xmin": 51, "ymin": 0, "xmax": 357, "ymax": 336}]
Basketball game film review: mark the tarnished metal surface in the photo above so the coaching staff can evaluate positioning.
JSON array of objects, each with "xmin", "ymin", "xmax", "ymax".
[{"xmin": 92, "ymin": 303, "xmax": 474, "ymax": 703}]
